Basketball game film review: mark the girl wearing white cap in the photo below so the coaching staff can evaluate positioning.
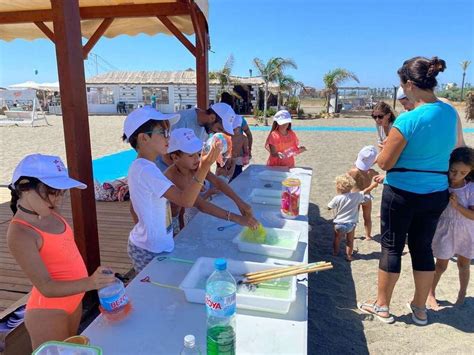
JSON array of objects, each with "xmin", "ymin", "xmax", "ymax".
[
  {"xmin": 347, "ymin": 145, "xmax": 379, "ymax": 240},
  {"xmin": 265, "ymin": 110, "xmax": 306, "ymax": 168},
  {"xmin": 7, "ymin": 154, "xmax": 116, "ymax": 349},
  {"xmin": 165, "ymin": 128, "xmax": 259, "ymax": 232}
]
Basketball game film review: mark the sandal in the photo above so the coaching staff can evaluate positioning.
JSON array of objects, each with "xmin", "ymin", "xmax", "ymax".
[
  {"xmin": 406, "ymin": 302, "xmax": 428, "ymax": 326},
  {"xmin": 357, "ymin": 301, "xmax": 395, "ymax": 324}
]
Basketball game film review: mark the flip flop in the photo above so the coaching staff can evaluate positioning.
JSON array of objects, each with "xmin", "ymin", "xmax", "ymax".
[
  {"xmin": 406, "ymin": 302, "xmax": 428, "ymax": 326},
  {"xmin": 357, "ymin": 301, "xmax": 395, "ymax": 324}
]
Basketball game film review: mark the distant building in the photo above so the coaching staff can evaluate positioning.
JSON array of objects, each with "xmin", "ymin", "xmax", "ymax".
[{"xmin": 85, "ymin": 70, "xmax": 265, "ymax": 114}]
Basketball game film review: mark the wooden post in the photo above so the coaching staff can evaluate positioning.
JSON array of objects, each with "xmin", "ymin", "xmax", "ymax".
[
  {"xmin": 193, "ymin": 6, "xmax": 209, "ymax": 109},
  {"xmin": 51, "ymin": 0, "xmax": 100, "ymax": 274}
]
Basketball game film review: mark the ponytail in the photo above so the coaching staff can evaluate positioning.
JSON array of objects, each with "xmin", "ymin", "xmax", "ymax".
[{"xmin": 8, "ymin": 185, "xmax": 19, "ymax": 215}]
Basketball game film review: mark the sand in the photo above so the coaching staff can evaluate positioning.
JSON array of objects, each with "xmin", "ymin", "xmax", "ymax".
[{"xmin": 0, "ymin": 114, "xmax": 473, "ymax": 354}]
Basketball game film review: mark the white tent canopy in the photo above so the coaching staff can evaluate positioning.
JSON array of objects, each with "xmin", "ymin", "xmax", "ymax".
[{"xmin": 8, "ymin": 81, "xmax": 60, "ymax": 91}]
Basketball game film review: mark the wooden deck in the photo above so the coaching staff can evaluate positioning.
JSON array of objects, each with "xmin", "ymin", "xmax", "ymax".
[{"xmin": 0, "ymin": 190, "xmax": 134, "ymax": 312}]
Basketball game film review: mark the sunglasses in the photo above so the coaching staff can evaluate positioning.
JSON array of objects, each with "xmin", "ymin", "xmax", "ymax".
[
  {"xmin": 143, "ymin": 128, "xmax": 170, "ymax": 138},
  {"xmin": 372, "ymin": 114, "xmax": 385, "ymax": 120}
]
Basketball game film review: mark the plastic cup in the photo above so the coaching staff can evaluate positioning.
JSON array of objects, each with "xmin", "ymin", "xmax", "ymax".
[{"xmin": 63, "ymin": 335, "xmax": 90, "ymax": 345}]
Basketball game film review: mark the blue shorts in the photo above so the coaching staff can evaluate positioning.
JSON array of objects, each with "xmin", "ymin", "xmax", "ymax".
[{"xmin": 334, "ymin": 222, "xmax": 356, "ymax": 234}]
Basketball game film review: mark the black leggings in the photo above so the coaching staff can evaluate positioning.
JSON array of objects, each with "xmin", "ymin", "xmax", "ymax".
[{"xmin": 379, "ymin": 185, "xmax": 449, "ymax": 273}]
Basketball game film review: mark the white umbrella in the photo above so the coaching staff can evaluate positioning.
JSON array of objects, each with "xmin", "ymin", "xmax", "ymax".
[
  {"xmin": 39, "ymin": 82, "xmax": 60, "ymax": 91},
  {"xmin": 8, "ymin": 81, "xmax": 41, "ymax": 90}
]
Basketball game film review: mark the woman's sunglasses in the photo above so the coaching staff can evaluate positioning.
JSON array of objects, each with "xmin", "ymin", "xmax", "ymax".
[{"xmin": 372, "ymin": 114, "xmax": 385, "ymax": 120}]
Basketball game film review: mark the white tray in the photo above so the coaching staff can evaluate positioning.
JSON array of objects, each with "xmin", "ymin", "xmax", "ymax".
[
  {"xmin": 257, "ymin": 170, "xmax": 291, "ymax": 182},
  {"xmin": 179, "ymin": 257, "xmax": 297, "ymax": 314},
  {"xmin": 249, "ymin": 188, "xmax": 281, "ymax": 205},
  {"xmin": 233, "ymin": 227, "xmax": 300, "ymax": 259}
]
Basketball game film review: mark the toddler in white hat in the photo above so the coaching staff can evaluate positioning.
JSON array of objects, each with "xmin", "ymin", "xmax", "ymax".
[{"xmin": 347, "ymin": 145, "xmax": 380, "ymax": 240}]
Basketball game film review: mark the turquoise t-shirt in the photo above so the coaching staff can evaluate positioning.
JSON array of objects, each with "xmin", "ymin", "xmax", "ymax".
[{"xmin": 385, "ymin": 101, "xmax": 456, "ymax": 193}]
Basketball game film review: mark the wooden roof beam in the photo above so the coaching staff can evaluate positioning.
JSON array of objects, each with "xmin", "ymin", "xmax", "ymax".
[
  {"xmin": 157, "ymin": 15, "xmax": 195, "ymax": 56},
  {"xmin": 0, "ymin": 2, "xmax": 189, "ymax": 24},
  {"xmin": 34, "ymin": 21, "xmax": 55, "ymax": 42},
  {"xmin": 83, "ymin": 18, "xmax": 114, "ymax": 59}
]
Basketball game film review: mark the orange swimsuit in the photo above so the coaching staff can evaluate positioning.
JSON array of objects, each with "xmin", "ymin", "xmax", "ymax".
[{"xmin": 12, "ymin": 213, "xmax": 88, "ymax": 314}]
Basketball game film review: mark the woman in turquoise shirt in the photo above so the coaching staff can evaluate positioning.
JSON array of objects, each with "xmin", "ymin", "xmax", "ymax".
[{"xmin": 359, "ymin": 57, "xmax": 457, "ymax": 326}]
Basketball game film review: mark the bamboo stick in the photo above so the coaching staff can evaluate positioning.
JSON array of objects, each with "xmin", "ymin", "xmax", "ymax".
[
  {"xmin": 245, "ymin": 264, "xmax": 333, "ymax": 284},
  {"xmin": 244, "ymin": 261, "xmax": 329, "ymax": 279}
]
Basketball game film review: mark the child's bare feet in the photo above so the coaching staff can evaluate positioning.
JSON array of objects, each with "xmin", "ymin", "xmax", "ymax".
[
  {"xmin": 426, "ymin": 294, "xmax": 443, "ymax": 311},
  {"xmin": 345, "ymin": 255, "xmax": 353, "ymax": 262},
  {"xmin": 455, "ymin": 291, "xmax": 466, "ymax": 306},
  {"xmin": 365, "ymin": 235, "xmax": 373, "ymax": 241}
]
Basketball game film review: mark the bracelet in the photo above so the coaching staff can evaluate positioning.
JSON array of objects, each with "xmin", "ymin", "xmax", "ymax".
[
  {"xmin": 226, "ymin": 210, "xmax": 231, "ymax": 221},
  {"xmin": 192, "ymin": 175, "xmax": 204, "ymax": 186}
]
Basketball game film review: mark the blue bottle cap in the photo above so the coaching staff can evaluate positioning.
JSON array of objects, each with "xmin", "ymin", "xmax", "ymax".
[{"xmin": 214, "ymin": 258, "xmax": 227, "ymax": 271}]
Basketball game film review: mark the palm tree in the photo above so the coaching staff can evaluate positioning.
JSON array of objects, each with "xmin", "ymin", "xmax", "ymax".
[
  {"xmin": 323, "ymin": 68, "xmax": 359, "ymax": 113},
  {"xmin": 460, "ymin": 60, "xmax": 471, "ymax": 101},
  {"xmin": 253, "ymin": 57, "xmax": 297, "ymax": 125},
  {"xmin": 209, "ymin": 54, "xmax": 235, "ymax": 100},
  {"xmin": 276, "ymin": 74, "xmax": 296, "ymax": 110}
]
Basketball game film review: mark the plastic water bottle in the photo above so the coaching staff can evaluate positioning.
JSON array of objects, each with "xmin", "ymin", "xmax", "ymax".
[
  {"xmin": 98, "ymin": 276, "xmax": 130, "ymax": 314},
  {"xmin": 203, "ymin": 133, "xmax": 228, "ymax": 156},
  {"xmin": 180, "ymin": 335, "xmax": 201, "ymax": 355},
  {"xmin": 205, "ymin": 259, "xmax": 236, "ymax": 355},
  {"xmin": 281, "ymin": 146, "xmax": 299, "ymax": 158}
]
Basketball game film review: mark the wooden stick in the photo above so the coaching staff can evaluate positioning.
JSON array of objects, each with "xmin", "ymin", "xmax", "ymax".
[
  {"xmin": 244, "ymin": 261, "xmax": 329, "ymax": 279},
  {"xmin": 246, "ymin": 264, "xmax": 333, "ymax": 284}
]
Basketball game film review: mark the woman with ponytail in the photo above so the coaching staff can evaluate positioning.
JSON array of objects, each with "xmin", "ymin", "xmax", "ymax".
[{"xmin": 358, "ymin": 57, "xmax": 457, "ymax": 326}]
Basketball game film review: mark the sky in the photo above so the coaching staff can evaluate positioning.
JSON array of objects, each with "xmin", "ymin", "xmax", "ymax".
[{"xmin": 0, "ymin": 0, "xmax": 473, "ymax": 89}]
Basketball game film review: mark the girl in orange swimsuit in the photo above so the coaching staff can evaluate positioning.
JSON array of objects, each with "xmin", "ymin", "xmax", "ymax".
[{"xmin": 6, "ymin": 154, "xmax": 116, "ymax": 350}]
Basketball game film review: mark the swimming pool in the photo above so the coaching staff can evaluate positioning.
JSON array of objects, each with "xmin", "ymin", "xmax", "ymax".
[
  {"xmin": 251, "ymin": 126, "xmax": 474, "ymax": 133},
  {"xmin": 92, "ymin": 126, "xmax": 474, "ymax": 182}
]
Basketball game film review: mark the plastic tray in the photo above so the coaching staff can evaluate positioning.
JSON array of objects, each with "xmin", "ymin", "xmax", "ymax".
[
  {"xmin": 33, "ymin": 341, "xmax": 102, "ymax": 355},
  {"xmin": 257, "ymin": 170, "xmax": 291, "ymax": 182},
  {"xmin": 249, "ymin": 188, "xmax": 281, "ymax": 205},
  {"xmin": 233, "ymin": 227, "xmax": 300, "ymax": 259},
  {"xmin": 179, "ymin": 257, "xmax": 297, "ymax": 314}
]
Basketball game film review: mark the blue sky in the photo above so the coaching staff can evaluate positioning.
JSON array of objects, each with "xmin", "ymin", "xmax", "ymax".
[{"xmin": 0, "ymin": 0, "xmax": 473, "ymax": 88}]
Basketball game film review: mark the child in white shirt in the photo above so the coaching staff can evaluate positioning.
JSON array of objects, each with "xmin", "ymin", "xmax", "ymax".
[
  {"xmin": 328, "ymin": 174, "xmax": 378, "ymax": 261},
  {"xmin": 122, "ymin": 106, "xmax": 220, "ymax": 272}
]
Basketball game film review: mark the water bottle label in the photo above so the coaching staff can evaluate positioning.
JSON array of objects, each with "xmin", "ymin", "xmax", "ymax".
[
  {"xmin": 99, "ymin": 291, "xmax": 129, "ymax": 312},
  {"xmin": 205, "ymin": 293, "xmax": 236, "ymax": 317}
]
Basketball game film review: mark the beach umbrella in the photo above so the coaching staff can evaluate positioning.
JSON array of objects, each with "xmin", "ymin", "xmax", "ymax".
[
  {"xmin": 8, "ymin": 80, "xmax": 41, "ymax": 90},
  {"xmin": 39, "ymin": 82, "xmax": 60, "ymax": 91}
]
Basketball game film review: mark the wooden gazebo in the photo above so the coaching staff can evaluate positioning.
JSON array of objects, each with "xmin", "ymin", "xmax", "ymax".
[{"xmin": 0, "ymin": 0, "xmax": 209, "ymax": 273}]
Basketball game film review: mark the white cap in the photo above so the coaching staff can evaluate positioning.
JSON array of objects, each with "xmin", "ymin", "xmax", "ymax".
[
  {"xmin": 123, "ymin": 105, "xmax": 180, "ymax": 141},
  {"xmin": 167, "ymin": 128, "xmax": 203, "ymax": 154},
  {"xmin": 233, "ymin": 114, "xmax": 243, "ymax": 129},
  {"xmin": 355, "ymin": 145, "xmax": 378, "ymax": 171},
  {"xmin": 210, "ymin": 102, "xmax": 235, "ymax": 135},
  {"xmin": 274, "ymin": 110, "xmax": 292, "ymax": 125},
  {"xmin": 11, "ymin": 154, "xmax": 86, "ymax": 190},
  {"xmin": 396, "ymin": 87, "xmax": 407, "ymax": 100}
]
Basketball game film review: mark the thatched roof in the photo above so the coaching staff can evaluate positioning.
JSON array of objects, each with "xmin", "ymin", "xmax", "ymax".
[{"xmin": 86, "ymin": 70, "xmax": 265, "ymax": 86}]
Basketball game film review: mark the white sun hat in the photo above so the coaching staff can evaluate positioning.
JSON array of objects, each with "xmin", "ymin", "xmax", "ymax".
[
  {"xmin": 233, "ymin": 114, "xmax": 243, "ymax": 129},
  {"xmin": 274, "ymin": 110, "xmax": 292, "ymax": 125},
  {"xmin": 355, "ymin": 145, "xmax": 378, "ymax": 171},
  {"xmin": 396, "ymin": 87, "xmax": 407, "ymax": 100},
  {"xmin": 210, "ymin": 102, "xmax": 235, "ymax": 135},
  {"xmin": 11, "ymin": 154, "xmax": 86, "ymax": 190},
  {"xmin": 123, "ymin": 105, "xmax": 180, "ymax": 141},
  {"xmin": 167, "ymin": 128, "xmax": 203, "ymax": 154}
]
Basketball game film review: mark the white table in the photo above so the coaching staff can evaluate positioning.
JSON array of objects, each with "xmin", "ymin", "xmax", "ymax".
[{"xmin": 83, "ymin": 165, "xmax": 313, "ymax": 354}]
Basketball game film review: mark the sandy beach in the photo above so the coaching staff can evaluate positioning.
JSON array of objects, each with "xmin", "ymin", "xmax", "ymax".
[{"xmin": 0, "ymin": 114, "xmax": 473, "ymax": 354}]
